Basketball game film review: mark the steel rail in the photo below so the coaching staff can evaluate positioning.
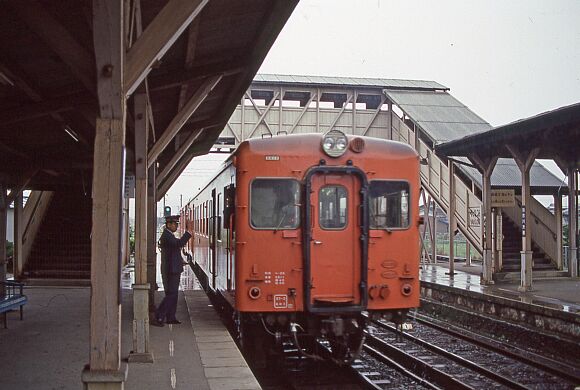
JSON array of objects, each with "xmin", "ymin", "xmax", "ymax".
[
  {"xmin": 362, "ymin": 344, "xmax": 442, "ymax": 390},
  {"xmin": 411, "ymin": 312, "xmax": 580, "ymax": 384},
  {"xmin": 372, "ymin": 320, "xmax": 529, "ymax": 390},
  {"xmin": 365, "ymin": 333, "xmax": 475, "ymax": 390}
]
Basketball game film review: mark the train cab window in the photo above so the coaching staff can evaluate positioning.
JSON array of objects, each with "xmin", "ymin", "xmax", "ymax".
[
  {"xmin": 369, "ymin": 181, "xmax": 410, "ymax": 229},
  {"xmin": 250, "ymin": 179, "xmax": 300, "ymax": 230},
  {"xmin": 319, "ymin": 185, "xmax": 348, "ymax": 230}
]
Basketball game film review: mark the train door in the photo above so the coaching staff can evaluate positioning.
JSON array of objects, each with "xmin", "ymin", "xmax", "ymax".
[
  {"xmin": 210, "ymin": 189, "xmax": 217, "ymax": 289},
  {"xmin": 305, "ymin": 167, "xmax": 369, "ymax": 313}
]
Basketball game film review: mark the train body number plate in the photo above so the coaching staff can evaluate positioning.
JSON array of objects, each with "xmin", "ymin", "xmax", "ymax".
[{"xmin": 273, "ymin": 294, "xmax": 288, "ymax": 309}]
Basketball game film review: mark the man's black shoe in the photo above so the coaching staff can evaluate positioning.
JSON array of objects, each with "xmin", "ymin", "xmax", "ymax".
[
  {"xmin": 150, "ymin": 318, "xmax": 164, "ymax": 327},
  {"xmin": 166, "ymin": 319, "xmax": 181, "ymax": 325}
]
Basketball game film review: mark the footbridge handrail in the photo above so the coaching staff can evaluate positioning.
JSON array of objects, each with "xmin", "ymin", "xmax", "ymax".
[
  {"xmin": 391, "ymin": 115, "xmax": 484, "ymax": 254},
  {"xmin": 502, "ymin": 195, "xmax": 558, "ymax": 265}
]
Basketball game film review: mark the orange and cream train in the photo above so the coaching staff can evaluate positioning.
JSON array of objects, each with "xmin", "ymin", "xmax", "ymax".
[{"xmin": 181, "ymin": 130, "xmax": 420, "ymax": 363}]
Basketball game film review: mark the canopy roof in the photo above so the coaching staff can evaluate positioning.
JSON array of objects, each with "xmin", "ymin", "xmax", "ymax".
[{"xmin": 0, "ymin": 0, "xmax": 298, "ymax": 194}]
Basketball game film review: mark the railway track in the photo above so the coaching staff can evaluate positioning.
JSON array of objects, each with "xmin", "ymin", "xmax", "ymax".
[{"xmin": 359, "ymin": 313, "xmax": 578, "ymax": 389}]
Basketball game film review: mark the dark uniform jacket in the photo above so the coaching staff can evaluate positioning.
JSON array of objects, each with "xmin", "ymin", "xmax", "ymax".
[{"xmin": 160, "ymin": 228, "xmax": 192, "ymax": 275}]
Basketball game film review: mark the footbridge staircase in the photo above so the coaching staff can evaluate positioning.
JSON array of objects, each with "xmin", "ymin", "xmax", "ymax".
[{"xmin": 217, "ymin": 74, "xmax": 565, "ymax": 279}]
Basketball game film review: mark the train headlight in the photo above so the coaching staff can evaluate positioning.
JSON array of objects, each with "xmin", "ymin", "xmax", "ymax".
[{"xmin": 322, "ymin": 129, "xmax": 348, "ymax": 158}]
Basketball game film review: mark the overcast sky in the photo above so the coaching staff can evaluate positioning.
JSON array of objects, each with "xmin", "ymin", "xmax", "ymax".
[{"xmin": 163, "ymin": 0, "xmax": 580, "ymax": 213}]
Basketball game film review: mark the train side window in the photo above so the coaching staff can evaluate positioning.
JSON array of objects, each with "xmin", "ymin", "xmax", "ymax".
[
  {"xmin": 250, "ymin": 179, "xmax": 300, "ymax": 230},
  {"xmin": 223, "ymin": 184, "xmax": 235, "ymax": 229},
  {"xmin": 319, "ymin": 185, "xmax": 348, "ymax": 230},
  {"xmin": 217, "ymin": 194, "xmax": 222, "ymax": 240},
  {"xmin": 369, "ymin": 181, "xmax": 410, "ymax": 229}
]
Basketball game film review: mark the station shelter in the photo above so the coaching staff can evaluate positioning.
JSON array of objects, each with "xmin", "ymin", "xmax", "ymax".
[{"xmin": 436, "ymin": 102, "xmax": 580, "ymax": 291}]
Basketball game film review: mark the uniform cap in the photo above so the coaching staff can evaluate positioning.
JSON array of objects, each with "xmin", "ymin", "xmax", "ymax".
[{"xmin": 165, "ymin": 215, "xmax": 180, "ymax": 223}]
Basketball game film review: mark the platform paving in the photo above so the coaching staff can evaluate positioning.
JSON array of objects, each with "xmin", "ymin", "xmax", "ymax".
[
  {"xmin": 0, "ymin": 266, "xmax": 260, "ymax": 390},
  {"xmin": 421, "ymin": 263, "xmax": 580, "ymax": 312}
]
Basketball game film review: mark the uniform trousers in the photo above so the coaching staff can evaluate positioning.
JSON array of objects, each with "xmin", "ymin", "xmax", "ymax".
[{"xmin": 156, "ymin": 272, "xmax": 181, "ymax": 322}]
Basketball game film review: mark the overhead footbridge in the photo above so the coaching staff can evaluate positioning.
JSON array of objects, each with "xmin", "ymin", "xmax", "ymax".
[{"xmin": 217, "ymin": 74, "xmax": 567, "ymax": 284}]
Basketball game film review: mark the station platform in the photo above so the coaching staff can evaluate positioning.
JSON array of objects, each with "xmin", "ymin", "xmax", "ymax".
[
  {"xmin": 0, "ymin": 265, "xmax": 260, "ymax": 390},
  {"xmin": 420, "ymin": 262, "xmax": 580, "ymax": 313}
]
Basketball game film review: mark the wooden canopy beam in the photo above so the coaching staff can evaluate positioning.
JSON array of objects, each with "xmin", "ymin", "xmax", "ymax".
[
  {"xmin": 156, "ymin": 127, "xmax": 205, "ymax": 185},
  {"xmin": 9, "ymin": 1, "xmax": 95, "ymax": 93},
  {"xmin": 124, "ymin": 0, "xmax": 209, "ymax": 96},
  {"xmin": 155, "ymin": 128, "xmax": 218, "ymax": 201},
  {"xmin": 177, "ymin": 18, "xmax": 201, "ymax": 111},
  {"xmin": 147, "ymin": 74, "xmax": 222, "ymax": 166}
]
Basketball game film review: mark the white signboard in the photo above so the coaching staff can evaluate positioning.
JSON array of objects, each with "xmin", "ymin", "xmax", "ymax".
[
  {"xmin": 124, "ymin": 175, "xmax": 135, "ymax": 198},
  {"xmin": 468, "ymin": 207, "xmax": 481, "ymax": 228},
  {"xmin": 491, "ymin": 189, "xmax": 515, "ymax": 208}
]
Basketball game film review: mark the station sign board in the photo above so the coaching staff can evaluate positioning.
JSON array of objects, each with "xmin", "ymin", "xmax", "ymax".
[
  {"xmin": 491, "ymin": 189, "xmax": 515, "ymax": 208},
  {"xmin": 124, "ymin": 175, "xmax": 135, "ymax": 198},
  {"xmin": 468, "ymin": 206, "xmax": 481, "ymax": 228}
]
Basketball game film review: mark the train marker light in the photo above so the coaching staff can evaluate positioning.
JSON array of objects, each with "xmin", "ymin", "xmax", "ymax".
[
  {"xmin": 401, "ymin": 283, "xmax": 413, "ymax": 296},
  {"xmin": 321, "ymin": 129, "xmax": 348, "ymax": 158},
  {"xmin": 350, "ymin": 137, "xmax": 365, "ymax": 153}
]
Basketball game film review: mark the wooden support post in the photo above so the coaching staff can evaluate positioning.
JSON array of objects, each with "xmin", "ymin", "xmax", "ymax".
[
  {"xmin": 506, "ymin": 145, "xmax": 539, "ymax": 291},
  {"xmin": 496, "ymin": 209, "xmax": 503, "ymax": 272},
  {"xmin": 472, "ymin": 153, "xmax": 498, "ymax": 285},
  {"xmin": 241, "ymin": 94, "xmax": 246, "ymax": 141},
  {"xmin": 447, "ymin": 161, "xmax": 456, "ymax": 276},
  {"xmin": 128, "ymin": 93, "xmax": 153, "ymax": 363},
  {"xmin": 491, "ymin": 207, "xmax": 497, "ymax": 271},
  {"xmin": 387, "ymin": 101, "xmax": 393, "ymax": 140},
  {"xmin": 82, "ymin": 1, "xmax": 127, "ymax": 388},
  {"xmin": 147, "ymin": 164, "xmax": 157, "ymax": 317},
  {"xmin": 13, "ymin": 193, "xmax": 23, "ymax": 279},
  {"xmin": 465, "ymin": 241, "xmax": 472, "ymax": 267},
  {"xmin": 554, "ymin": 192, "xmax": 563, "ymax": 270},
  {"xmin": 123, "ymin": 197, "xmax": 130, "ymax": 266},
  {"xmin": 432, "ymin": 199, "xmax": 437, "ymax": 264},
  {"xmin": 568, "ymin": 168, "xmax": 578, "ymax": 277},
  {"xmin": 0, "ymin": 182, "xmax": 6, "ymax": 296}
]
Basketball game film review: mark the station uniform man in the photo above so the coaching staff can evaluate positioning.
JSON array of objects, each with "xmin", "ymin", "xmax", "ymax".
[{"xmin": 153, "ymin": 215, "xmax": 192, "ymax": 326}]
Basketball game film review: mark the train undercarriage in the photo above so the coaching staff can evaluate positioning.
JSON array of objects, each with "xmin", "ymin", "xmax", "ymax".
[{"xmin": 235, "ymin": 309, "xmax": 409, "ymax": 366}]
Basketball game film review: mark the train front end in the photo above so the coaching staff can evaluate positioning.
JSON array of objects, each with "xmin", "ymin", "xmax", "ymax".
[{"xmin": 234, "ymin": 130, "xmax": 420, "ymax": 362}]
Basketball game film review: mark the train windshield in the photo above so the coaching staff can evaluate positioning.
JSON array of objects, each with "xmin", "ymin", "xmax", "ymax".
[
  {"xmin": 250, "ymin": 179, "xmax": 301, "ymax": 229},
  {"xmin": 369, "ymin": 181, "xmax": 410, "ymax": 229}
]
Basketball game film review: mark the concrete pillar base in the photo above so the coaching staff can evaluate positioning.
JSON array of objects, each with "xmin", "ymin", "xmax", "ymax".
[
  {"xmin": 127, "ymin": 351, "xmax": 154, "ymax": 363},
  {"xmin": 132, "ymin": 284, "xmax": 152, "ymax": 360},
  {"xmin": 519, "ymin": 250, "xmax": 533, "ymax": 291},
  {"xmin": 481, "ymin": 249, "xmax": 494, "ymax": 285},
  {"xmin": 81, "ymin": 365, "xmax": 127, "ymax": 390},
  {"xmin": 569, "ymin": 248, "xmax": 578, "ymax": 278}
]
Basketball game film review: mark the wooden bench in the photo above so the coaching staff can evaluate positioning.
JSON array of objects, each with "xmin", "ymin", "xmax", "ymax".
[{"xmin": 0, "ymin": 281, "xmax": 27, "ymax": 328}]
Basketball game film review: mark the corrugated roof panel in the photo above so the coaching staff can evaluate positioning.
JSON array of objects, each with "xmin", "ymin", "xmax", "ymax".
[
  {"xmin": 418, "ymin": 122, "xmax": 493, "ymax": 143},
  {"xmin": 386, "ymin": 90, "xmax": 464, "ymax": 107},
  {"xmin": 405, "ymin": 105, "xmax": 485, "ymax": 125},
  {"xmin": 384, "ymin": 89, "xmax": 491, "ymax": 143},
  {"xmin": 253, "ymin": 74, "xmax": 448, "ymax": 90},
  {"xmin": 459, "ymin": 159, "xmax": 564, "ymax": 189}
]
